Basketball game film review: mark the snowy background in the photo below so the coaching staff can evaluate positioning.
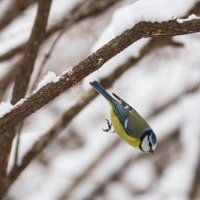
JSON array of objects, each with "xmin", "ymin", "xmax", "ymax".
[{"xmin": 0, "ymin": 0, "xmax": 200, "ymax": 200}]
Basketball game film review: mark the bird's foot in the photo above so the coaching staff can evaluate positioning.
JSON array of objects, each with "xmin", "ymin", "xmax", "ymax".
[{"xmin": 102, "ymin": 119, "xmax": 114, "ymax": 133}]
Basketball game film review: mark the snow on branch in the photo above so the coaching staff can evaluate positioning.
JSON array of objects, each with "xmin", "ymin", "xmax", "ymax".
[
  {"xmin": 112, "ymin": 0, "xmax": 199, "ymax": 36},
  {"xmin": 0, "ymin": 18, "xmax": 200, "ymax": 135},
  {"xmin": 177, "ymin": 14, "xmax": 200, "ymax": 23}
]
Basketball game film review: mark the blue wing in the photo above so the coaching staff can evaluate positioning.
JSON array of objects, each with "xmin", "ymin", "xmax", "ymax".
[{"xmin": 112, "ymin": 93, "xmax": 149, "ymax": 139}]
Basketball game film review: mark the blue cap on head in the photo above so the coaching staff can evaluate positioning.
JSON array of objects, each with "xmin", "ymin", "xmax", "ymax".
[{"xmin": 150, "ymin": 132, "xmax": 157, "ymax": 145}]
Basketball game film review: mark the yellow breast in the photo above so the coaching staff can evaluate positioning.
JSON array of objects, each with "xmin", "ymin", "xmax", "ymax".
[{"xmin": 110, "ymin": 106, "xmax": 140, "ymax": 150}]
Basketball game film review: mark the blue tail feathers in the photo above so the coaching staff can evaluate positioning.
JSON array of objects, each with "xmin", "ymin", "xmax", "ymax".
[{"xmin": 90, "ymin": 81, "xmax": 114, "ymax": 102}]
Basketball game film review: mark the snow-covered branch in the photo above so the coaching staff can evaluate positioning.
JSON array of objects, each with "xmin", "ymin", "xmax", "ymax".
[{"xmin": 0, "ymin": 18, "xmax": 200, "ymax": 136}]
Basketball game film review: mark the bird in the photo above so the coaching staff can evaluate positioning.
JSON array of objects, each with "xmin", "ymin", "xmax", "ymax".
[{"xmin": 90, "ymin": 81, "xmax": 157, "ymax": 153}]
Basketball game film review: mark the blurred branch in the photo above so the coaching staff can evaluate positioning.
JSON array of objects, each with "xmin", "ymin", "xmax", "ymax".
[
  {"xmin": 0, "ymin": 0, "xmax": 123, "ymax": 63},
  {"xmin": 0, "ymin": 0, "xmax": 52, "ymax": 198},
  {"xmin": 0, "ymin": 18, "xmax": 200, "ymax": 135},
  {"xmin": 0, "ymin": 0, "xmax": 36, "ymax": 31},
  {"xmin": 0, "ymin": 45, "xmax": 25, "ymax": 63},
  {"xmin": 28, "ymin": 20, "xmax": 70, "ymax": 93},
  {"xmin": 14, "ymin": 122, "xmax": 24, "ymax": 168},
  {"xmin": 11, "ymin": 0, "xmax": 52, "ymax": 104},
  {"xmin": 0, "ymin": 60, "xmax": 21, "ymax": 101}
]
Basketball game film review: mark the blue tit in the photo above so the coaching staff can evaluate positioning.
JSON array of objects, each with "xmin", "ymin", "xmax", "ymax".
[{"xmin": 90, "ymin": 81, "xmax": 157, "ymax": 153}]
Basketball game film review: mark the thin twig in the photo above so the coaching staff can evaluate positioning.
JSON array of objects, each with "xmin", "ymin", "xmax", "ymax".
[
  {"xmin": 13, "ymin": 123, "xmax": 24, "ymax": 168},
  {"xmin": 28, "ymin": 19, "xmax": 74, "ymax": 93}
]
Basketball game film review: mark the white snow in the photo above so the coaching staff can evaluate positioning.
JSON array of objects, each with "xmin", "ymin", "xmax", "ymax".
[
  {"xmin": 0, "ymin": 98, "xmax": 27, "ymax": 120},
  {"xmin": 111, "ymin": 0, "xmax": 197, "ymax": 36},
  {"xmin": 177, "ymin": 14, "xmax": 200, "ymax": 23},
  {"xmin": 61, "ymin": 67, "xmax": 74, "ymax": 76},
  {"xmin": 0, "ymin": 102, "xmax": 13, "ymax": 118},
  {"xmin": 0, "ymin": 98, "xmax": 28, "ymax": 120},
  {"xmin": 15, "ymin": 98, "xmax": 26, "ymax": 107},
  {"xmin": 36, "ymin": 71, "xmax": 60, "ymax": 91}
]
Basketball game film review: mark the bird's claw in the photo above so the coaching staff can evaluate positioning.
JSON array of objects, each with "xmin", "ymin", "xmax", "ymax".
[{"xmin": 102, "ymin": 119, "xmax": 114, "ymax": 133}]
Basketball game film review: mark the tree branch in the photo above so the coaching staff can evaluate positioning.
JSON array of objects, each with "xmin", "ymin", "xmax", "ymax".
[{"xmin": 0, "ymin": 19, "xmax": 200, "ymax": 135}]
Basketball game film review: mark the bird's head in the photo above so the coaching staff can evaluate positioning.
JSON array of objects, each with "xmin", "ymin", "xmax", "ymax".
[{"xmin": 139, "ymin": 129, "xmax": 157, "ymax": 153}]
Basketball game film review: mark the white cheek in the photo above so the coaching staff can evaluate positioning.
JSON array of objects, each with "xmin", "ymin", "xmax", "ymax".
[
  {"xmin": 141, "ymin": 136, "xmax": 150, "ymax": 152},
  {"xmin": 152, "ymin": 143, "xmax": 157, "ymax": 151}
]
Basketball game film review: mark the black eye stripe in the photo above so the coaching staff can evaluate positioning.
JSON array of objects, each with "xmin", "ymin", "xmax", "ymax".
[{"xmin": 148, "ymin": 136, "xmax": 152, "ymax": 150}]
